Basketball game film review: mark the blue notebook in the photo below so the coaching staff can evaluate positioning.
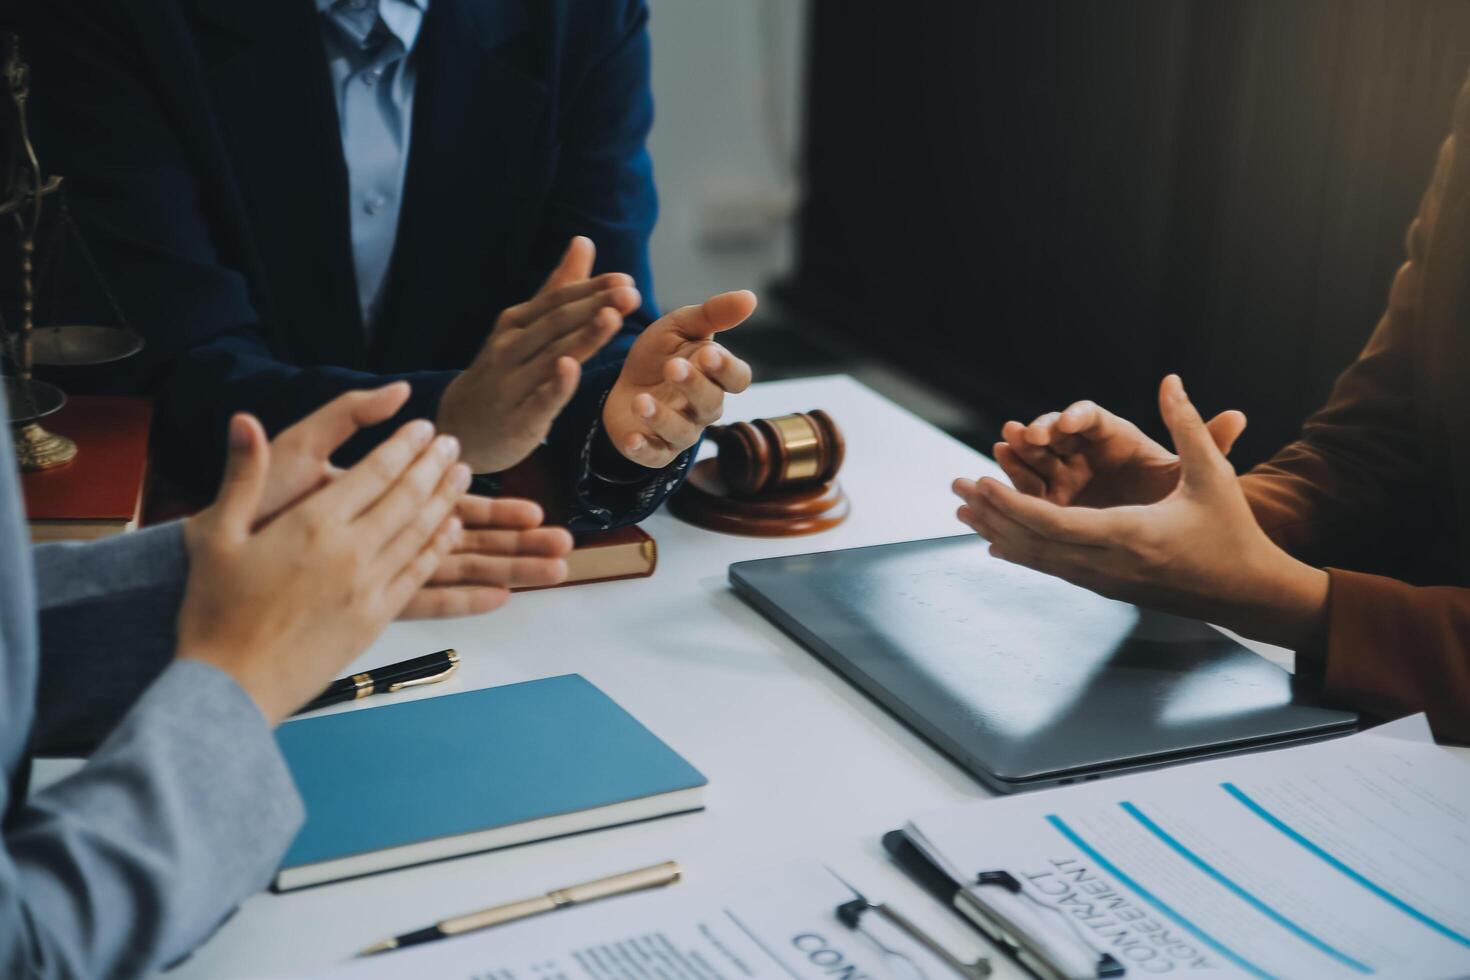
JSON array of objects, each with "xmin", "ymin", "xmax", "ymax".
[{"xmin": 273, "ymin": 674, "xmax": 707, "ymax": 890}]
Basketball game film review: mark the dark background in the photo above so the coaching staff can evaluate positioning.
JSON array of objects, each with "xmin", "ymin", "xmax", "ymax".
[
  {"xmin": 778, "ymin": 1, "xmax": 1470, "ymax": 466},
  {"xmin": 7, "ymin": 2, "xmax": 1470, "ymax": 468}
]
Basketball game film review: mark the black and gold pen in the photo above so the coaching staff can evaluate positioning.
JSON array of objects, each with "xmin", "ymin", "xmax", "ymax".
[{"xmin": 295, "ymin": 649, "xmax": 459, "ymax": 715}]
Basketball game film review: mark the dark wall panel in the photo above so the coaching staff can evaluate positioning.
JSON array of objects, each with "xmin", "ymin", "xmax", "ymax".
[{"xmin": 787, "ymin": 1, "xmax": 1470, "ymax": 465}]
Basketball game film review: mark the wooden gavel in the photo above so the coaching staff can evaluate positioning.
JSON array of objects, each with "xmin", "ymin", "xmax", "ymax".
[{"xmin": 708, "ymin": 410, "xmax": 845, "ymax": 497}]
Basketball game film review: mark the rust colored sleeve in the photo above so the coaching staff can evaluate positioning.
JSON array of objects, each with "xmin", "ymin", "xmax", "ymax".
[{"xmin": 1317, "ymin": 568, "xmax": 1470, "ymax": 743}]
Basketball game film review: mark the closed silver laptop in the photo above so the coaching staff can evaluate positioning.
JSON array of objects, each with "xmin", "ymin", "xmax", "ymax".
[{"xmin": 730, "ymin": 535, "xmax": 1359, "ymax": 793}]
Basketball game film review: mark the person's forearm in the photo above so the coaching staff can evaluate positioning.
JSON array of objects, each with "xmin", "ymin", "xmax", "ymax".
[
  {"xmin": 1220, "ymin": 471, "xmax": 1332, "ymax": 651},
  {"xmin": 1220, "ymin": 551, "xmax": 1331, "ymax": 653},
  {"xmin": 31, "ymin": 523, "xmax": 190, "ymax": 754},
  {"xmin": 5, "ymin": 661, "xmax": 303, "ymax": 977}
]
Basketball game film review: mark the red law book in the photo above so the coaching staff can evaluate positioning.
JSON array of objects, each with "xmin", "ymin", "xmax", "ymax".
[
  {"xmin": 499, "ymin": 446, "xmax": 658, "ymax": 590},
  {"xmin": 19, "ymin": 396, "xmax": 152, "ymax": 542}
]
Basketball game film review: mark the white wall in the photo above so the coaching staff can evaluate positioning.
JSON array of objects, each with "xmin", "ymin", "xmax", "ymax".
[{"xmin": 644, "ymin": 0, "xmax": 808, "ymax": 310}]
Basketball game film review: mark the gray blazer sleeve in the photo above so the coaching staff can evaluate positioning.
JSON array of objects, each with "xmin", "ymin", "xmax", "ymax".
[
  {"xmin": 30, "ymin": 523, "xmax": 192, "ymax": 755},
  {"xmin": 2, "ymin": 660, "xmax": 304, "ymax": 979}
]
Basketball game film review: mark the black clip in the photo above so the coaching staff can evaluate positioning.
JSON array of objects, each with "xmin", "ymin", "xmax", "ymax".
[{"xmin": 975, "ymin": 871, "xmax": 1021, "ymax": 893}]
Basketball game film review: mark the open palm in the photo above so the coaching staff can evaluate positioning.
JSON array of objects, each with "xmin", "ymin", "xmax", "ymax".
[{"xmin": 603, "ymin": 290, "xmax": 756, "ymax": 468}]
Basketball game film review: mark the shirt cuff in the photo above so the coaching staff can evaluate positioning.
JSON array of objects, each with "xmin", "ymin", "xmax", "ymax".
[{"xmin": 569, "ymin": 390, "xmax": 695, "ymax": 531}]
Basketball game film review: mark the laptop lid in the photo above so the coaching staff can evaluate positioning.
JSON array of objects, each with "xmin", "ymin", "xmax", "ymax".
[{"xmin": 730, "ymin": 535, "xmax": 1357, "ymax": 792}]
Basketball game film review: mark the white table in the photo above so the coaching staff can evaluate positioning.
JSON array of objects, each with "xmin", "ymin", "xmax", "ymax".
[
  {"xmin": 47, "ymin": 374, "xmax": 1462, "ymax": 978},
  {"xmin": 168, "ymin": 374, "xmax": 1012, "ymax": 976}
]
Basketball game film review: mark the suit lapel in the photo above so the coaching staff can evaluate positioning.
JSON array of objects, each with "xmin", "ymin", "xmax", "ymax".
[
  {"xmin": 189, "ymin": 0, "xmax": 367, "ymax": 367},
  {"xmin": 371, "ymin": 0, "xmax": 547, "ymax": 370}
]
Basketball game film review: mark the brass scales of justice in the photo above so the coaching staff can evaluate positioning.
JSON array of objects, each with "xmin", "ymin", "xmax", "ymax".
[{"xmin": 1, "ymin": 33, "xmax": 142, "ymax": 470}]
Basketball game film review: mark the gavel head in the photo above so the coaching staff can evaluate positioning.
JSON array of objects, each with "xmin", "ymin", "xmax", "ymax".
[{"xmin": 712, "ymin": 410, "xmax": 845, "ymax": 497}]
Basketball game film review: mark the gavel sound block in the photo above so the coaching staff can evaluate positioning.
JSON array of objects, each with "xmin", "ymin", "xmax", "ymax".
[{"xmin": 669, "ymin": 410, "xmax": 850, "ymax": 536}]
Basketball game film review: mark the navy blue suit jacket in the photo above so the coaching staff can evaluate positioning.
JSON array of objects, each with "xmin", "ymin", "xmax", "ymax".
[{"xmin": 21, "ymin": 0, "xmax": 666, "ymax": 521}]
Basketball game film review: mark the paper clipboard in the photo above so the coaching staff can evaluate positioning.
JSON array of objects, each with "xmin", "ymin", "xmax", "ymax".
[{"xmin": 882, "ymin": 830, "xmax": 1125, "ymax": 980}]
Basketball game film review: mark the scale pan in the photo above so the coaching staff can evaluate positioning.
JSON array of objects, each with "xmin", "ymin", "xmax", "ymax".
[
  {"xmin": 30, "ymin": 325, "xmax": 144, "ymax": 367},
  {"xmin": 3, "ymin": 376, "xmax": 66, "ymax": 424}
]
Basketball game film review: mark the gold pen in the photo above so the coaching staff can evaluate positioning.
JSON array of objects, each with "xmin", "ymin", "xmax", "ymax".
[{"xmin": 358, "ymin": 860, "xmax": 683, "ymax": 956}]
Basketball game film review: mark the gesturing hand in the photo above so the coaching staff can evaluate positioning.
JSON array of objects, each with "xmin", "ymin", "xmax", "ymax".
[
  {"xmin": 953, "ymin": 375, "xmax": 1328, "ymax": 651},
  {"xmin": 405, "ymin": 494, "xmax": 571, "ymax": 618},
  {"xmin": 181, "ymin": 413, "xmax": 471, "ymax": 724},
  {"xmin": 246, "ymin": 383, "xmax": 573, "ymax": 618},
  {"xmin": 995, "ymin": 397, "xmax": 1246, "ymax": 508},
  {"xmin": 438, "ymin": 236, "xmax": 642, "ymax": 473},
  {"xmin": 603, "ymin": 290, "xmax": 757, "ymax": 468}
]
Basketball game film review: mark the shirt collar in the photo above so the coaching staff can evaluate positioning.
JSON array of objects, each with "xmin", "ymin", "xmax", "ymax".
[
  {"xmin": 316, "ymin": 0, "xmax": 429, "ymax": 54},
  {"xmin": 380, "ymin": 0, "xmax": 427, "ymax": 53},
  {"xmin": 314, "ymin": 0, "xmax": 430, "ymax": 19}
]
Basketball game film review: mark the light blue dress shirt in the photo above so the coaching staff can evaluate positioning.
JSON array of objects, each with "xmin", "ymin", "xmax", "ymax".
[{"xmin": 317, "ymin": 0, "xmax": 429, "ymax": 333}]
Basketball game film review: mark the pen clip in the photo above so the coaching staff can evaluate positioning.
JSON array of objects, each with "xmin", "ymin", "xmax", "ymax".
[{"xmin": 386, "ymin": 653, "xmax": 460, "ymax": 693}]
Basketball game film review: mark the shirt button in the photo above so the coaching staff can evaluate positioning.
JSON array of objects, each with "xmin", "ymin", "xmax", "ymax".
[{"xmin": 364, "ymin": 193, "xmax": 388, "ymax": 216}]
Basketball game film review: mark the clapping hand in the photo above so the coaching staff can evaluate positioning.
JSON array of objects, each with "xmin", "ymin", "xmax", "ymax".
[
  {"xmin": 437, "ymin": 236, "xmax": 642, "ymax": 474},
  {"xmin": 602, "ymin": 290, "xmax": 757, "ymax": 468},
  {"xmin": 181, "ymin": 410, "xmax": 470, "ymax": 723},
  {"xmin": 243, "ymin": 383, "xmax": 571, "ymax": 619}
]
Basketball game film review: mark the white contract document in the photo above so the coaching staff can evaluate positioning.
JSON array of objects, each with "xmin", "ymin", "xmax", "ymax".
[
  {"xmin": 298, "ymin": 861, "xmax": 973, "ymax": 980},
  {"xmin": 907, "ymin": 716, "xmax": 1470, "ymax": 980}
]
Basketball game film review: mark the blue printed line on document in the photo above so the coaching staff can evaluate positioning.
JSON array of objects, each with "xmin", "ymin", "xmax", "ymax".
[
  {"xmin": 1120, "ymin": 801, "xmax": 1372, "ymax": 973},
  {"xmin": 1045, "ymin": 814, "xmax": 1276, "ymax": 980},
  {"xmin": 1222, "ymin": 782, "xmax": 1470, "ymax": 949}
]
